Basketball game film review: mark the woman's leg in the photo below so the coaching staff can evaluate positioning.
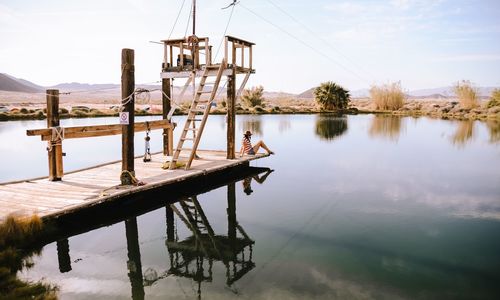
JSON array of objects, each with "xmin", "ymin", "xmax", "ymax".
[{"xmin": 252, "ymin": 140, "xmax": 272, "ymax": 154}]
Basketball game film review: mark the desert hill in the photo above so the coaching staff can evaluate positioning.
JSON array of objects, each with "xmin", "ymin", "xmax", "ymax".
[{"xmin": 0, "ymin": 73, "xmax": 44, "ymax": 93}]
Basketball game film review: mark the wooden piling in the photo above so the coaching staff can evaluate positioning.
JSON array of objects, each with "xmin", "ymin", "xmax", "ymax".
[
  {"xmin": 227, "ymin": 182, "xmax": 236, "ymax": 241},
  {"xmin": 125, "ymin": 218, "xmax": 144, "ymax": 300},
  {"xmin": 46, "ymin": 89, "xmax": 63, "ymax": 181},
  {"xmin": 227, "ymin": 73, "xmax": 236, "ymax": 159},
  {"xmin": 121, "ymin": 49, "xmax": 135, "ymax": 184},
  {"xmin": 162, "ymin": 78, "xmax": 172, "ymax": 155},
  {"xmin": 57, "ymin": 239, "xmax": 71, "ymax": 273}
]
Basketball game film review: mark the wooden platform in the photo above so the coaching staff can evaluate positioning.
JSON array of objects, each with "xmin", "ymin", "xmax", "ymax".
[{"xmin": 0, "ymin": 150, "xmax": 268, "ymax": 221}]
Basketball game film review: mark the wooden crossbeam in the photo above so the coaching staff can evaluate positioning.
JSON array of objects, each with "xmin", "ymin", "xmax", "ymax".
[{"xmin": 27, "ymin": 120, "xmax": 174, "ymax": 141}]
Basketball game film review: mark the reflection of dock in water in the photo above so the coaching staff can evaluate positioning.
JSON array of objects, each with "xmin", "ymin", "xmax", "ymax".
[
  {"xmin": 166, "ymin": 187, "xmax": 255, "ymax": 297},
  {"xmin": 49, "ymin": 166, "xmax": 271, "ymax": 300}
]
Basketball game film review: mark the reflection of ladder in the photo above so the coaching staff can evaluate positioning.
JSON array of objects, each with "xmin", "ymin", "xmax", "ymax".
[{"xmin": 169, "ymin": 59, "xmax": 227, "ymax": 170}]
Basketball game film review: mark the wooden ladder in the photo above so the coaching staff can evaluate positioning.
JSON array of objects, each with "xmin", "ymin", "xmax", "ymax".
[{"xmin": 169, "ymin": 59, "xmax": 227, "ymax": 170}]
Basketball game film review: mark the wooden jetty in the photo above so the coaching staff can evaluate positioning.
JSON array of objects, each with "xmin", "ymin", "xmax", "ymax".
[
  {"xmin": 0, "ymin": 151, "xmax": 268, "ymax": 221},
  {"xmin": 1, "ymin": 1, "xmax": 264, "ymax": 223}
]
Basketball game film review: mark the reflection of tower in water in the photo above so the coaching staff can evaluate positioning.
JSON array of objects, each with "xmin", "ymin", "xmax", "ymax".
[{"xmin": 165, "ymin": 184, "xmax": 255, "ymax": 299}]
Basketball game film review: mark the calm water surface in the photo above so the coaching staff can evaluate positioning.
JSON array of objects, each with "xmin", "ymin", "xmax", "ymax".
[{"xmin": 1, "ymin": 114, "xmax": 500, "ymax": 299}]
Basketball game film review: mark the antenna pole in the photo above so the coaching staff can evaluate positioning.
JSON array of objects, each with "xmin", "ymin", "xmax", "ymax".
[{"xmin": 192, "ymin": 0, "xmax": 196, "ymax": 35}]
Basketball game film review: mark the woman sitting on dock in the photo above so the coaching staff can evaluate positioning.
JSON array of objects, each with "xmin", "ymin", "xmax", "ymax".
[{"xmin": 239, "ymin": 130, "xmax": 274, "ymax": 156}]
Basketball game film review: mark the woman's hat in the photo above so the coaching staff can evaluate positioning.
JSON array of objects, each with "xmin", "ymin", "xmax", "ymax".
[{"xmin": 244, "ymin": 130, "xmax": 252, "ymax": 136}]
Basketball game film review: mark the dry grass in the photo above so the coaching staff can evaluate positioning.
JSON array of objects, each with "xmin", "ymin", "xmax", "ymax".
[
  {"xmin": 369, "ymin": 115, "xmax": 404, "ymax": 141},
  {"xmin": 452, "ymin": 120, "xmax": 474, "ymax": 146},
  {"xmin": 0, "ymin": 215, "xmax": 43, "ymax": 248},
  {"xmin": 487, "ymin": 89, "xmax": 500, "ymax": 108},
  {"xmin": 0, "ymin": 215, "xmax": 58, "ymax": 299},
  {"xmin": 454, "ymin": 80, "xmax": 479, "ymax": 109},
  {"xmin": 370, "ymin": 82, "xmax": 406, "ymax": 110}
]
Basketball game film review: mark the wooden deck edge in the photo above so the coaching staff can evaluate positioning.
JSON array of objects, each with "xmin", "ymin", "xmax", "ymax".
[
  {"xmin": 39, "ymin": 153, "xmax": 269, "ymax": 221},
  {"xmin": 0, "ymin": 149, "xmax": 238, "ymax": 186}
]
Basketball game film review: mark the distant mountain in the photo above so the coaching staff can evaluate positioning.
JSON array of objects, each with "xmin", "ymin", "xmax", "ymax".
[
  {"xmin": 49, "ymin": 82, "xmax": 120, "ymax": 92},
  {"xmin": 409, "ymin": 86, "xmax": 497, "ymax": 98},
  {"xmin": 297, "ymin": 87, "xmax": 314, "ymax": 99},
  {"xmin": 0, "ymin": 73, "xmax": 44, "ymax": 93}
]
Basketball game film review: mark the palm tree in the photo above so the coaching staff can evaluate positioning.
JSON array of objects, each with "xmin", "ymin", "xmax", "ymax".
[{"xmin": 313, "ymin": 81, "xmax": 350, "ymax": 110}]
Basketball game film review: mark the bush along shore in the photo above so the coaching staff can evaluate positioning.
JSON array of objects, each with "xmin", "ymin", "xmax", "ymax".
[{"xmin": 0, "ymin": 99, "xmax": 498, "ymax": 122}]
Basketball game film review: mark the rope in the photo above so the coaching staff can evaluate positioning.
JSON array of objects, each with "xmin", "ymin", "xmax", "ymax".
[
  {"xmin": 167, "ymin": 0, "xmax": 187, "ymax": 41},
  {"xmin": 184, "ymin": 2, "xmax": 192, "ymax": 37},
  {"xmin": 239, "ymin": 2, "xmax": 371, "ymax": 85},
  {"xmin": 51, "ymin": 126, "xmax": 65, "ymax": 142},
  {"xmin": 214, "ymin": 3, "xmax": 237, "ymax": 61}
]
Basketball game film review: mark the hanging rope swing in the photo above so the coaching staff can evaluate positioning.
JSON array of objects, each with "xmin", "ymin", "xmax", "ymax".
[{"xmin": 143, "ymin": 121, "xmax": 152, "ymax": 162}]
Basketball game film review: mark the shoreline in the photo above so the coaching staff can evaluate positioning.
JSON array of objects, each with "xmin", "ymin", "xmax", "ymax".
[{"xmin": 0, "ymin": 98, "xmax": 499, "ymax": 122}]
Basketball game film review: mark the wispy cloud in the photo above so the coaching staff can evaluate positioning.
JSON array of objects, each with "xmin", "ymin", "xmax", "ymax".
[{"xmin": 434, "ymin": 54, "xmax": 500, "ymax": 62}]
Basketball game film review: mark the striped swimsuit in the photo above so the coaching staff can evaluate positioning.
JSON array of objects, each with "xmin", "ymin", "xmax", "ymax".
[{"xmin": 242, "ymin": 137, "xmax": 255, "ymax": 155}]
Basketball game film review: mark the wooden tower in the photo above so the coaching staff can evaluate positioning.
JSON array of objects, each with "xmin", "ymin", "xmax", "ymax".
[{"xmin": 161, "ymin": 2, "xmax": 255, "ymax": 169}]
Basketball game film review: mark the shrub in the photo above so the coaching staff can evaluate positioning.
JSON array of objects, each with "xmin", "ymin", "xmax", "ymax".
[
  {"xmin": 454, "ymin": 80, "xmax": 479, "ymax": 109},
  {"xmin": 241, "ymin": 86, "xmax": 265, "ymax": 108},
  {"xmin": 370, "ymin": 82, "xmax": 405, "ymax": 110},
  {"xmin": 487, "ymin": 89, "xmax": 500, "ymax": 108},
  {"xmin": 20, "ymin": 108, "xmax": 29, "ymax": 114},
  {"xmin": 314, "ymin": 81, "xmax": 350, "ymax": 110}
]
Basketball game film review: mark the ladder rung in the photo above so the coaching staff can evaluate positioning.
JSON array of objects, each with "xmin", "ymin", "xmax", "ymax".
[
  {"xmin": 188, "ymin": 118, "xmax": 202, "ymax": 121},
  {"xmin": 191, "ymin": 109, "xmax": 205, "ymax": 113},
  {"xmin": 181, "ymin": 137, "xmax": 195, "ymax": 141},
  {"xmin": 197, "ymin": 90, "xmax": 212, "ymax": 94},
  {"xmin": 185, "ymin": 128, "xmax": 198, "ymax": 131}
]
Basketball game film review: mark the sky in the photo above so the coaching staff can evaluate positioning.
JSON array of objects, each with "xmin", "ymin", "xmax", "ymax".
[{"xmin": 1, "ymin": 0, "xmax": 499, "ymax": 94}]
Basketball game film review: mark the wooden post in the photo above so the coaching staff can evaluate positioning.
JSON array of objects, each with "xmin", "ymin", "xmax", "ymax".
[
  {"xmin": 125, "ymin": 218, "xmax": 144, "ymax": 300},
  {"xmin": 227, "ymin": 72, "xmax": 236, "ymax": 159},
  {"xmin": 227, "ymin": 182, "xmax": 237, "ymax": 242},
  {"xmin": 166, "ymin": 206, "xmax": 174, "ymax": 242},
  {"xmin": 121, "ymin": 49, "xmax": 135, "ymax": 184},
  {"xmin": 56, "ymin": 239, "xmax": 71, "ymax": 273},
  {"xmin": 162, "ymin": 78, "xmax": 172, "ymax": 155},
  {"xmin": 46, "ymin": 89, "xmax": 63, "ymax": 181}
]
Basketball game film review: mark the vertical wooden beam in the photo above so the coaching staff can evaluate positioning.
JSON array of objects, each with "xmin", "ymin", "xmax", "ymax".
[
  {"xmin": 163, "ymin": 43, "xmax": 168, "ymax": 70},
  {"xmin": 224, "ymin": 36, "xmax": 228, "ymax": 63},
  {"xmin": 227, "ymin": 182, "xmax": 237, "ymax": 242},
  {"xmin": 208, "ymin": 45, "xmax": 212, "ymax": 66},
  {"xmin": 232, "ymin": 42, "xmax": 236, "ymax": 66},
  {"xmin": 166, "ymin": 206, "xmax": 175, "ymax": 242},
  {"xmin": 241, "ymin": 46, "xmax": 245, "ymax": 68},
  {"xmin": 169, "ymin": 45, "xmax": 173, "ymax": 67},
  {"xmin": 249, "ymin": 46, "xmax": 253, "ymax": 70},
  {"xmin": 57, "ymin": 239, "xmax": 71, "ymax": 273},
  {"xmin": 46, "ymin": 89, "xmax": 63, "ymax": 181},
  {"xmin": 227, "ymin": 71, "xmax": 236, "ymax": 159},
  {"xmin": 179, "ymin": 42, "xmax": 184, "ymax": 69},
  {"xmin": 121, "ymin": 49, "xmax": 135, "ymax": 183},
  {"xmin": 162, "ymin": 78, "xmax": 172, "ymax": 155},
  {"xmin": 125, "ymin": 218, "xmax": 144, "ymax": 300},
  {"xmin": 204, "ymin": 38, "xmax": 209, "ymax": 65}
]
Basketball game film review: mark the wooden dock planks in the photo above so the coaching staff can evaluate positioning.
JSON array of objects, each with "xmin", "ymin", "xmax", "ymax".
[{"xmin": 0, "ymin": 150, "xmax": 268, "ymax": 221}]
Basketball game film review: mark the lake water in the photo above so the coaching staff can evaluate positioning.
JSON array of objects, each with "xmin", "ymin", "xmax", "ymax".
[{"xmin": 1, "ymin": 114, "xmax": 500, "ymax": 299}]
